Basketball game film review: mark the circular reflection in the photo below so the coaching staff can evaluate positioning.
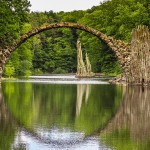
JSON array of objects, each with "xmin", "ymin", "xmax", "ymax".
[{"xmin": 1, "ymin": 80, "xmax": 123, "ymax": 149}]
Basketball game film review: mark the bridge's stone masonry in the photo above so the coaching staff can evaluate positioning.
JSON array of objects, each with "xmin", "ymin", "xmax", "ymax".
[{"xmin": 0, "ymin": 22, "xmax": 149, "ymax": 86}]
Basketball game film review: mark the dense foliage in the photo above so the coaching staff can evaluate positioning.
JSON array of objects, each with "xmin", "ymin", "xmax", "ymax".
[
  {"xmin": 0, "ymin": 0, "xmax": 31, "ymax": 48},
  {"xmin": 2, "ymin": 0, "xmax": 150, "ymax": 77}
]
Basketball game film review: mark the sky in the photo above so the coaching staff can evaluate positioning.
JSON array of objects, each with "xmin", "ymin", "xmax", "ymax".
[{"xmin": 29, "ymin": 0, "xmax": 104, "ymax": 12}]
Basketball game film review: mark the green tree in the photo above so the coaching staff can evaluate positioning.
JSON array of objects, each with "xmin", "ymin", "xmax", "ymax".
[
  {"xmin": 0, "ymin": 0, "xmax": 31, "ymax": 48},
  {"xmin": 18, "ymin": 60, "xmax": 32, "ymax": 76},
  {"xmin": 4, "ymin": 64, "xmax": 15, "ymax": 78},
  {"xmin": 6, "ymin": 23, "xmax": 33, "ymax": 76}
]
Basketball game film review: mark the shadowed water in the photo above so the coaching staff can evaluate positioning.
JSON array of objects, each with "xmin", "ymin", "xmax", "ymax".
[{"xmin": 0, "ymin": 77, "xmax": 150, "ymax": 150}]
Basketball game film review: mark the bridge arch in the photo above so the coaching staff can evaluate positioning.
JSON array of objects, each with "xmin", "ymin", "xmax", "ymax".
[
  {"xmin": 0, "ymin": 22, "xmax": 130, "ymax": 81},
  {"xmin": 15, "ymin": 22, "xmax": 129, "ymax": 51}
]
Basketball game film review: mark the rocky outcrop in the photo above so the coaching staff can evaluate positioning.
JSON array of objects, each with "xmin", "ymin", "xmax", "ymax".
[
  {"xmin": 85, "ymin": 53, "xmax": 95, "ymax": 77},
  {"xmin": 129, "ymin": 25, "xmax": 150, "ymax": 85},
  {"xmin": 110, "ymin": 25, "xmax": 150, "ymax": 86},
  {"xmin": 109, "ymin": 75, "xmax": 127, "ymax": 85},
  {"xmin": 76, "ymin": 40, "xmax": 94, "ymax": 77}
]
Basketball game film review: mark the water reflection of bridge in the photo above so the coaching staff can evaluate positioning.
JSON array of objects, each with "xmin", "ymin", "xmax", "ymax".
[
  {"xmin": 0, "ymin": 84, "xmax": 150, "ymax": 148},
  {"xmin": 101, "ymin": 86, "xmax": 150, "ymax": 141}
]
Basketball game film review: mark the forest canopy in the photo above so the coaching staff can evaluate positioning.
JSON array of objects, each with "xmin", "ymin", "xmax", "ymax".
[{"xmin": 1, "ymin": 0, "xmax": 150, "ymax": 77}]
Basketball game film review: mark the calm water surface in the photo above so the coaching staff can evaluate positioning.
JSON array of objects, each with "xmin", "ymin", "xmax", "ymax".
[{"xmin": 0, "ymin": 76, "xmax": 150, "ymax": 150}]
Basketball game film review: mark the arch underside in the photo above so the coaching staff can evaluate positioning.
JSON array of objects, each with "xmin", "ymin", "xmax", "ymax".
[
  {"xmin": 15, "ymin": 22, "xmax": 131, "ymax": 72},
  {"xmin": 0, "ymin": 22, "xmax": 131, "ymax": 82}
]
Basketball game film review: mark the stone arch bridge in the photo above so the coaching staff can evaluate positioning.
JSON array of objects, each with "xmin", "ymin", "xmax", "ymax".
[{"xmin": 0, "ymin": 22, "xmax": 149, "ymax": 85}]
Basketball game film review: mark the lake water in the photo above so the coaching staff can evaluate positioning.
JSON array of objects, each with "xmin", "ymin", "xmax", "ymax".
[{"xmin": 0, "ymin": 75, "xmax": 150, "ymax": 150}]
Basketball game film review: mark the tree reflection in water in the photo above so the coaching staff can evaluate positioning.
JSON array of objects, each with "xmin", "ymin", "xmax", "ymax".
[
  {"xmin": 4, "ymin": 82, "xmax": 150, "ymax": 149},
  {"xmin": 0, "ymin": 82, "xmax": 123, "ymax": 149},
  {"xmin": 0, "ymin": 85, "xmax": 17, "ymax": 149},
  {"xmin": 101, "ymin": 86, "xmax": 150, "ymax": 150}
]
